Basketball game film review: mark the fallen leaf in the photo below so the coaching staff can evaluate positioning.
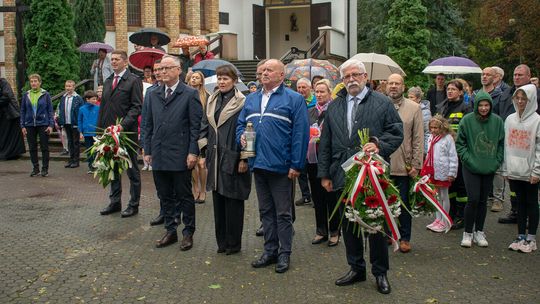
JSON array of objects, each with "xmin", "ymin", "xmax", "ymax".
[
  {"xmin": 425, "ymin": 298, "xmax": 438, "ymax": 303},
  {"xmin": 492, "ymin": 276, "xmax": 502, "ymax": 280},
  {"xmin": 137, "ymin": 296, "xmax": 146, "ymax": 301},
  {"xmin": 208, "ymin": 284, "xmax": 222, "ymax": 289},
  {"xmin": 477, "ymin": 263, "xmax": 488, "ymax": 266}
]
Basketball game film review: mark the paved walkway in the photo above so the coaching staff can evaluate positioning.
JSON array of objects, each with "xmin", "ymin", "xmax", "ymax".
[{"xmin": 0, "ymin": 160, "xmax": 538, "ymax": 303}]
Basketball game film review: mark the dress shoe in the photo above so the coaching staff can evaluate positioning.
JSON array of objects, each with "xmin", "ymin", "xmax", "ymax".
[
  {"xmin": 64, "ymin": 162, "xmax": 73, "ymax": 168},
  {"xmin": 275, "ymin": 255, "xmax": 290, "ymax": 273},
  {"xmin": 30, "ymin": 168, "xmax": 40, "ymax": 177},
  {"xmin": 498, "ymin": 211, "xmax": 518, "ymax": 224},
  {"xmin": 155, "ymin": 232, "xmax": 178, "ymax": 248},
  {"xmin": 251, "ymin": 254, "xmax": 277, "ymax": 268},
  {"xmin": 217, "ymin": 248, "xmax": 226, "ymax": 253},
  {"xmin": 295, "ymin": 197, "xmax": 312, "ymax": 206},
  {"xmin": 100, "ymin": 203, "xmax": 121, "ymax": 215},
  {"xmin": 180, "ymin": 234, "xmax": 193, "ymax": 251},
  {"xmin": 328, "ymin": 236, "xmax": 340, "ymax": 247},
  {"xmin": 69, "ymin": 162, "xmax": 80, "ymax": 168},
  {"xmin": 311, "ymin": 235, "xmax": 328, "ymax": 244},
  {"xmin": 335, "ymin": 269, "xmax": 366, "ymax": 286},
  {"xmin": 375, "ymin": 274, "xmax": 391, "ymax": 294},
  {"xmin": 255, "ymin": 225, "xmax": 264, "ymax": 237},
  {"xmin": 150, "ymin": 215, "xmax": 164, "ymax": 226},
  {"xmin": 399, "ymin": 240, "xmax": 411, "ymax": 253},
  {"xmin": 226, "ymin": 248, "xmax": 241, "ymax": 255},
  {"xmin": 121, "ymin": 206, "xmax": 139, "ymax": 218}
]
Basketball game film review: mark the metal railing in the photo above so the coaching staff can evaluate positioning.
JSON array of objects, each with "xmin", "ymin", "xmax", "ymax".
[
  {"xmin": 51, "ymin": 79, "xmax": 93, "ymax": 101},
  {"xmin": 191, "ymin": 34, "xmax": 223, "ymax": 59},
  {"xmin": 279, "ymin": 31, "xmax": 327, "ymax": 64}
]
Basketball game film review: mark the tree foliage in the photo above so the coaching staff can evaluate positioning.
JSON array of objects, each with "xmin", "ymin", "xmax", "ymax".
[
  {"xmin": 24, "ymin": 0, "xmax": 79, "ymax": 96},
  {"xmin": 385, "ymin": 0, "xmax": 430, "ymax": 88},
  {"xmin": 73, "ymin": 0, "xmax": 106, "ymax": 82},
  {"xmin": 422, "ymin": 0, "xmax": 465, "ymax": 60},
  {"xmin": 357, "ymin": 0, "xmax": 392, "ymax": 53}
]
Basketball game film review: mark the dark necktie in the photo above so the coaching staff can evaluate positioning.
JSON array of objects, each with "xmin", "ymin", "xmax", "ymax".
[
  {"xmin": 166, "ymin": 88, "xmax": 172, "ymax": 99},
  {"xmin": 350, "ymin": 97, "xmax": 359, "ymax": 135},
  {"xmin": 112, "ymin": 75, "xmax": 119, "ymax": 90}
]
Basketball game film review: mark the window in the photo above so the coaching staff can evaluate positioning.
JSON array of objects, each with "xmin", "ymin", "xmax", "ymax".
[
  {"xmin": 200, "ymin": 0, "xmax": 206, "ymax": 30},
  {"xmin": 180, "ymin": 0, "xmax": 187, "ymax": 28},
  {"xmin": 219, "ymin": 12, "xmax": 229, "ymax": 25},
  {"xmin": 104, "ymin": 0, "xmax": 114, "ymax": 26},
  {"xmin": 127, "ymin": 0, "xmax": 142, "ymax": 26},
  {"xmin": 156, "ymin": 0, "xmax": 165, "ymax": 27}
]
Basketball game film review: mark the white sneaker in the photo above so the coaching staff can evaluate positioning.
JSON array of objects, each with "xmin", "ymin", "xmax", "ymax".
[
  {"xmin": 473, "ymin": 231, "xmax": 488, "ymax": 247},
  {"xmin": 518, "ymin": 240, "xmax": 537, "ymax": 253},
  {"xmin": 461, "ymin": 232, "xmax": 473, "ymax": 248},
  {"xmin": 142, "ymin": 165, "xmax": 149, "ymax": 171},
  {"xmin": 508, "ymin": 238, "xmax": 524, "ymax": 251},
  {"xmin": 148, "ymin": 165, "xmax": 152, "ymax": 171}
]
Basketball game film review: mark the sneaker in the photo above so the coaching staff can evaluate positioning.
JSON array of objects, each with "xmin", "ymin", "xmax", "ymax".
[
  {"xmin": 431, "ymin": 221, "xmax": 448, "ymax": 233},
  {"xmin": 295, "ymin": 197, "xmax": 311, "ymax": 206},
  {"xmin": 508, "ymin": 238, "xmax": 525, "ymax": 251},
  {"xmin": 498, "ymin": 211, "xmax": 517, "ymax": 224},
  {"xmin": 87, "ymin": 169, "xmax": 95, "ymax": 174},
  {"xmin": 491, "ymin": 200, "xmax": 503, "ymax": 212},
  {"xmin": 426, "ymin": 219, "xmax": 440, "ymax": 230},
  {"xmin": 518, "ymin": 240, "xmax": 537, "ymax": 253},
  {"xmin": 461, "ymin": 232, "xmax": 473, "ymax": 248},
  {"xmin": 30, "ymin": 168, "xmax": 40, "ymax": 177},
  {"xmin": 148, "ymin": 165, "xmax": 152, "ymax": 171},
  {"xmin": 41, "ymin": 169, "xmax": 49, "ymax": 177},
  {"xmin": 60, "ymin": 149, "xmax": 69, "ymax": 156},
  {"xmin": 473, "ymin": 231, "xmax": 489, "ymax": 247},
  {"xmin": 142, "ymin": 165, "xmax": 149, "ymax": 171}
]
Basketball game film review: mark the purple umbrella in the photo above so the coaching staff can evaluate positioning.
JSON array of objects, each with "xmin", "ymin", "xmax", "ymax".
[
  {"xmin": 422, "ymin": 56, "xmax": 482, "ymax": 75},
  {"xmin": 78, "ymin": 42, "xmax": 114, "ymax": 54}
]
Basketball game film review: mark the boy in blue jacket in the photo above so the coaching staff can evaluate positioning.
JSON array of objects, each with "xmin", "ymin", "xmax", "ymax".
[
  {"xmin": 78, "ymin": 90, "xmax": 100, "ymax": 173},
  {"xmin": 58, "ymin": 80, "xmax": 85, "ymax": 168}
]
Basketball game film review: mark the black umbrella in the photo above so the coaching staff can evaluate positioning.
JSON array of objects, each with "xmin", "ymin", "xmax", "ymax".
[{"xmin": 129, "ymin": 28, "xmax": 170, "ymax": 47}]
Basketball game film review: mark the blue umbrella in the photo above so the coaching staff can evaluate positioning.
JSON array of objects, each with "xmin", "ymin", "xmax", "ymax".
[{"xmin": 192, "ymin": 59, "xmax": 243, "ymax": 79}]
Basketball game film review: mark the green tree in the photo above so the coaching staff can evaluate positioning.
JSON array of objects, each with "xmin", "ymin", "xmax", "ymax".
[
  {"xmin": 422, "ymin": 0, "xmax": 465, "ymax": 60},
  {"xmin": 357, "ymin": 0, "xmax": 392, "ymax": 53},
  {"xmin": 386, "ymin": 0, "xmax": 430, "ymax": 88},
  {"xmin": 24, "ymin": 0, "xmax": 79, "ymax": 96},
  {"xmin": 73, "ymin": 0, "xmax": 106, "ymax": 82}
]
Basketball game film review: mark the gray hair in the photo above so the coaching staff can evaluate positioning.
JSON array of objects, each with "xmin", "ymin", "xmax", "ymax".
[
  {"xmin": 407, "ymin": 86, "xmax": 423, "ymax": 99},
  {"xmin": 492, "ymin": 66, "xmax": 504, "ymax": 78},
  {"xmin": 340, "ymin": 59, "xmax": 366, "ymax": 78},
  {"xmin": 296, "ymin": 77, "xmax": 311, "ymax": 87},
  {"xmin": 162, "ymin": 55, "xmax": 182, "ymax": 67}
]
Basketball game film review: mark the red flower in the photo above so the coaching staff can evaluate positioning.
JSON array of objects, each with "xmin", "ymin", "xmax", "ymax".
[
  {"xmin": 417, "ymin": 201, "xmax": 426, "ymax": 207},
  {"xmin": 388, "ymin": 194, "xmax": 398, "ymax": 205},
  {"xmin": 365, "ymin": 196, "xmax": 380, "ymax": 208},
  {"xmin": 103, "ymin": 146, "xmax": 111, "ymax": 152},
  {"xmin": 113, "ymin": 146, "xmax": 119, "ymax": 154},
  {"xmin": 379, "ymin": 179, "xmax": 389, "ymax": 191}
]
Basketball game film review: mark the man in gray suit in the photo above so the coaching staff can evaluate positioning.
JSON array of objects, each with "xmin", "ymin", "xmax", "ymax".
[{"xmin": 143, "ymin": 55, "xmax": 203, "ymax": 251}]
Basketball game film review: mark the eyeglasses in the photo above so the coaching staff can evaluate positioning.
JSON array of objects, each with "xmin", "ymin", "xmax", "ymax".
[
  {"xmin": 155, "ymin": 66, "xmax": 179, "ymax": 72},
  {"xmin": 342, "ymin": 72, "xmax": 365, "ymax": 80}
]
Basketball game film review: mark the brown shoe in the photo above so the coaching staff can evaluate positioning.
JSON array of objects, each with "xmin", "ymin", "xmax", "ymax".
[
  {"xmin": 180, "ymin": 234, "xmax": 193, "ymax": 251},
  {"xmin": 399, "ymin": 240, "xmax": 411, "ymax": 253},
  {"xmin": 156, "ymin": 232, "xmax": 178, "ymax": 248}
]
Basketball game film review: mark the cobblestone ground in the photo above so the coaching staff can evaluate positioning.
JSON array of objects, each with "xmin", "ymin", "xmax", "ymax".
[{"xmin": 0, "ymin": 159, "xmax": 539, "ymax": 304}]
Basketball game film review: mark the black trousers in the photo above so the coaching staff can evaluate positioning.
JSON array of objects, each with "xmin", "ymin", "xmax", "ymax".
[
  {"xmin": 392, "ymin": 175, "xmax": 412, "ymax": 241},
  {"xmin": 26, "ymin": 126, "xmax": 49, "ymax": 170},
  {"xmin": 64, "ymin": 124, "xmax": 80, "ymax": 163},
  {"xmin": 509, "ymin": 180, "xmax": 539, "ymax": 236},
  {"xmin": 153, "ymin": 170, "xmax": 195, "ymax": 236},
  {"xmin": 449, "ymin": 161, "xmax": 467, "ymax": 220},
  {"xmin": 109, "ymin": 149, "xmax": 141, "ymax": 208},
  {"xmin": 213, "ymin": 192, "xmax": 244, "ymax": 251},
  {"xmin": 306, "ymin": 163, "xmax": 339, "ymax": 237},
  {"xmin": 298, "ymin": 167, "xmax": 311, "ymax": 199},
  {"xmin": 334, "ymin": 191, "xmax": 389, "ymax": 276},
  {"xmin": 462, "ymin": 166, "xmax": 494, "ymax": 233}
]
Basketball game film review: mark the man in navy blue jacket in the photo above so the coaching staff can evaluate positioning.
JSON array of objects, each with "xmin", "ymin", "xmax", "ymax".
[
  {"xmin": 143, "ymin": 55, "xmax": 203, "ymax": 251},
  {"xmin": 58, "ymin": 80, "xmax": 84, "ymax": 168},
  {"xmin": 237, "ymin": 59, "xmax": 309, "ymax": 273}
]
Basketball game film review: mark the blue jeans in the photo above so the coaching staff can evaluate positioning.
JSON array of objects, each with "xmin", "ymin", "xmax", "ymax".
[{"xmin": 84, "ymin": 136, "xmax": 95, "ymax": 169}]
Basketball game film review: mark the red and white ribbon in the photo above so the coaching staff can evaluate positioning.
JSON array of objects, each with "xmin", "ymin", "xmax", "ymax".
[
  {"xmin": 413, "ymin": 175, "xmax": 453, "ymax": 232},
  {"xmin": 105, "ymin": 125, "xmax": 122, "ymax": 147}
]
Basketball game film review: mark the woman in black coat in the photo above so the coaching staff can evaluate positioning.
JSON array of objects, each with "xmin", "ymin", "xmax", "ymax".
[
  {"xmin": 198, "ymin": 65, "xmax": 251, "ymax": 255},
  {"xmin": 0, "ymin": 77, "xmax": 25, "ymax": 160}
]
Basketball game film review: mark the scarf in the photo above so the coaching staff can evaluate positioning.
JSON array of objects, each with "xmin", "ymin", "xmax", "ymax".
[
  {"xmin": 421, "ymin": 135, "xmax": 442, "ymax": 178},
  {"xmin": 315, "ymin": 101, "xmax": 329, "ymax": 115}
]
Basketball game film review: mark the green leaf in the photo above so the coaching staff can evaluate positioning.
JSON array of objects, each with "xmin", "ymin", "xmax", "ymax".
[{"xmin": 208, "ymin": 284, "xmax": 222, "ymax": 289}]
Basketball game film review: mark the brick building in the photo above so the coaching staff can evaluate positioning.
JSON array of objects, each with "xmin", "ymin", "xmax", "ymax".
[{"xmin": 0, "ymin": 0, "xmax": 219, "ymax": 95}]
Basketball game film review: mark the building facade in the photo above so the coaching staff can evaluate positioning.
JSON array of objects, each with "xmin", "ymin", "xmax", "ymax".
[{"xmin": 0, "ymin": 0, "xmax": 219, "ymax": 95}]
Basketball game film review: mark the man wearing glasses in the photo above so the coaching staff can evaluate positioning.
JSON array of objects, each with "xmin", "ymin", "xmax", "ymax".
[
  {"xmin": 142, "ymin": 55, "xmax": 203, "ymax": 251},
  {"xmin": 318, "ymin": 58, "xmax": 403, "ymax": 294}
]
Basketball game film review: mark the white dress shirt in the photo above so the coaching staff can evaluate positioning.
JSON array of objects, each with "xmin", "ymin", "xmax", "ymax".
[{"xmin": 347, "ymin": 86, "xmax": 369, "ymax": 134}]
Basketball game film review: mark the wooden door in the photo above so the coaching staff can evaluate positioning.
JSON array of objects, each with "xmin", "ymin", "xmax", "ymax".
[
  {"xmin": 253, "ymin": 4, "xmax": 266, "ymax": 59},
  {"xmin": 310, "ymin": 2, "xmax": 331, "ymax": 43}
]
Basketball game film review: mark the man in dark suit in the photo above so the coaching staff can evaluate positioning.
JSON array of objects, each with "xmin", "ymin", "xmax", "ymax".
[
  {"xmin": 97, "ymin": 50, "xmax": 143, "ymax": 218},
  {"xmin": 317, "ymin": 58, "xmax": 403, "ymax": 294},
  {"xmin": 142, "ymin": 55, "xmax": 203, "ymax": 251}
]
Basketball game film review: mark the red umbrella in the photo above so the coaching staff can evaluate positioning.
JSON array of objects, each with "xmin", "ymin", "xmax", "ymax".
[{"xmin": 128, "ymin": 48, "xmax": 166, "ymax": 71}]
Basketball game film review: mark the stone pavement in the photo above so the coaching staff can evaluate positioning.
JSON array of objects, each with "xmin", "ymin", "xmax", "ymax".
[{"xmin": 0, "ymin": 160, "xmax": 538, "ymax": 304}]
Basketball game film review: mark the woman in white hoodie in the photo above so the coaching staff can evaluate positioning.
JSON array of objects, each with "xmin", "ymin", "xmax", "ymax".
[{"xmin": 503, "ymin": 84, "xmax": 540, "ymax": 253}]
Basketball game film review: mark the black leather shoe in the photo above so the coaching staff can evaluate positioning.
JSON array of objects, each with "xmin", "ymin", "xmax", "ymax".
[
  {"xmin": 376, "ymin": 274, "xmax": 391, "ymax": 294},
  {"xmin": 30, "ymin": 168, "xmax": 40, "ymax": 177},
  {"xmin": 150, "ymin": 215, "xmax": 164, "ymax": 226},
  {"xmin": 217, "ymin": 248, "xmax": 226, "ymax": 253},
  {"xmin": 311, "ymin": 235, "xmax": 328, "ymax": 244},
  {"xmin": 69, "ymin": 162, "xmax": 80, "ymax": 168},
  {"xmin": 40, "ymin": 169, "xmax": 49, "ymax": 177},
  {"xmin": 100, "ymin": 203, "xmax": 121, "ymax": 215},
  {"xmin": 275, "ymin": 255, "xmax": 290, "ymax": 273},
  {"xmin": 121, "ymin": 206, "xmax": 138, "ymax": 218},
  {"xmin": 498, "ymin": 211, "xmax": 518, "ymax": 224},
  {"xmin": 335, "ymin": 269, "xmax": 366, "ymax": 286},
  {"xmin": 251, "ymin": 254, "xmax": 277, "ymax": 268},
  {"xmin": 64, "ymin": 162, "xmax": 73, "ymax": 168},
  {"xmin": 155, "ymin": 232, "xmax": 178, "ymax": 248},
  {"xmin": 255, "ymin": 225, "xmax": 264, "ymax": 237},
  {"xmin": 226, "ymin": 248, "xmax": 241, "ymax": 255}
]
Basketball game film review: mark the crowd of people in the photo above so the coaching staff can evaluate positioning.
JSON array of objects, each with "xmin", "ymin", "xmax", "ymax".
[{"xmin": 3, "ymin": 51, "xmax": 540, "ymax": 295}]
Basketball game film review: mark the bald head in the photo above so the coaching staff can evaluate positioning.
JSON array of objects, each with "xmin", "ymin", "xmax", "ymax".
[
  {"xmin": 481, "ymin": 67, "xmax": 495, "ymax": 88},
  {"xmin": 386, "ymin": 73, "xmax": 405, "ymax": 100},
  {"xmin": 261, "ymin": 59, "xmax": 285, "ymax": 90}
]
